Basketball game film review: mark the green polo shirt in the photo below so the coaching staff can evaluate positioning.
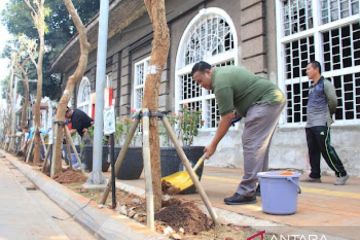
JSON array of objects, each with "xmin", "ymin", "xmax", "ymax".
[{"xmin": 211, "ymin": 66, "xmax": 285, "ymax": 117}]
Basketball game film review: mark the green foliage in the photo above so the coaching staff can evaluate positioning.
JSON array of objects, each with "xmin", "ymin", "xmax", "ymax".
[
  {"xmin": 115, "ymin": 116, "xmax": 141, "ymax": 147},
  {"xmin": 87, "ymin": 125, "xmax": 94, "ymax": 139},
  {"xmin": 158, "ymin": 112, "xmax": 177, "ymax": 147},
  {"xmin": 1, "ymin": 0, "xmax": 100, "ymax": 100},
  {"xmin": 0, "ymin": 75, "xmax": 10, "ymax": 100},
  {"xmin": 114, "ymin": 118, "xmax": 125, "ymax": 141},
  {"xmin": 1, "ymin": 0, "xmax": 37, "ymax": 39},
  {"xmin": 159, "ymin": 107, "xmax": 203, "ymax": 147},
  {"xmin": 78, "ymin": 109, "xmax": 202, "ymax": 148},
  {"xmin": 85, "ymin": 125, "xmax": 108, "ymax": 145},
  {"xmin": 178, "ymin": 106, "xmax": 202, "ymax": 146}
]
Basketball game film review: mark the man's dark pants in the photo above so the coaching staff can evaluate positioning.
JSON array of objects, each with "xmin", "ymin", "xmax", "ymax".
[{"xmin": 305, "ymin": 126, "xmax": 347, "ymax": 178}]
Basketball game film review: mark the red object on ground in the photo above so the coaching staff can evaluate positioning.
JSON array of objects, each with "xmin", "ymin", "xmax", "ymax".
[{"xmin": 247, "ymin": 230, "xmax": 266, "ymax": 240}]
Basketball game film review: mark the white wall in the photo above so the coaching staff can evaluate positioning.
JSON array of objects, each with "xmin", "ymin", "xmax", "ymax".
[{"xmin": 195, "ymin": 125, "xmax": 360, "ymax": 176}]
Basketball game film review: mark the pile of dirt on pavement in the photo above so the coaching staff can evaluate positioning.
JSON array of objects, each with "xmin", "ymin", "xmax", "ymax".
[
  {"xmin": 115, "ymin": 193, "xmax": 212, "ymax": 235},
  {"xmin": 161, "ymin": 180, "xmax": 182, "ymax": 195},
  {"xmin": 53, "ymin": 169, "xmax": 87, "ymax": 184},
  {"xmin": 155, "ymin": 200, "xmax": 212, "ymax": 234},
  {"xmin": 72, "ymin": 187, "xmax": 253, "ymax": 239}
]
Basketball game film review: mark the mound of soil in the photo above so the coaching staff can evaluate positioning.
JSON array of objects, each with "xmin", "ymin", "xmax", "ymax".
[
  {"xmin": 155, "ymin": 200, "xmax": 212, "ymax": 234},
  {"xmin": 53, "ymin": 169, "xmax": 87, "ymax": 184},
  {"xmin": 161, "ymin": 180, "xmax": 182, "ymax": 195},
  {"xmin": 115, "ymin": 194, "xmax": 212, "ymax": 235}
]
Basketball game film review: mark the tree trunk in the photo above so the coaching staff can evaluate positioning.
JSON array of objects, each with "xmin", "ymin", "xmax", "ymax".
[
  {"xmin": 27, "ymin": 0, "xmax": 45, "ymax": 165},
  {"xmin": 18, "ymin": 64, "xmax": 30, "ymax": 130},
  {"xmin": 51, "ymin": 0, "xmax": 90, "ymax": 177},
  {"xmin": 8, "ymin": 57, "xmax": 16, "ymax": 151},
  {"xmin": 143, "ymin": 0, "xmax": 170, "ymax": 211}
]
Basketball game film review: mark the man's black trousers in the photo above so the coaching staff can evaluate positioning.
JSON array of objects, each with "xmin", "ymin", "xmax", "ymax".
[{"xmin": 305, "ymin": 126, "xmax": 347, "ymax": 178}]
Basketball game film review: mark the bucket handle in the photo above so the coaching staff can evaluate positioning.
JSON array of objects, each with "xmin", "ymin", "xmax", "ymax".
[{"xmin": 286, "ymin": 177, "xmax": 301, "ymax": 194}]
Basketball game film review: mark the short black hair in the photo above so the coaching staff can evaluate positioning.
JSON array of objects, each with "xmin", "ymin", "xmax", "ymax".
[
  {"xmin": 191, "ymin": 61, "xmax": 212, "ymax": 76},
  {"xmin": 309, "ymin": 61, "xmax": 322, "ymax": 74}
]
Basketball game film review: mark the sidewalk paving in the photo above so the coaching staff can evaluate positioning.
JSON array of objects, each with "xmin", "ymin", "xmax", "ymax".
[
  {"xmin": 1, "ymin": 150, "xmax": 167, "ymax": 240},
  {"xmin": 116, "ymin": 166, "xmax": 360, "ymax": 239},
  {"xmin": 0, "ymin": 155, "xmax": 96, "ymax": 240},
  {"xmin": 3, "ymin": 148, "xmax": 359, "ymax": 239}
]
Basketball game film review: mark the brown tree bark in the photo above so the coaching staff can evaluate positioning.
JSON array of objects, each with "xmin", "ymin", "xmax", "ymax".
[
  {"xmin": 17, "ymin": 61, "xmax": 30, "ymax": 130},
  {"xmin": 143, "ymin": 0, "xmax": 170, "ymax": 211},
  {"xmin": 51, "ymin": 0, "xmax": 90, "ymax": 177},
  {"xmin": 8, "ymin": 55, "xmax": 17, "ymax": 151},
  {"xmin": 24, "ymin": 0, "xmax": 45, "ymax": 165}
]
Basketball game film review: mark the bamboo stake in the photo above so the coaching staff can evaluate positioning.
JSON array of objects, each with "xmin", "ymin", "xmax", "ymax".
[
  {"xmin": 161, "ymin": 116, "xmax": 218, "ymax": 225},
  {"xmin": 65, "ymin": 139, "xmax": 73, "ymax": 169},
  {"xmin": 40, "ymin": 133, "xmax": 48, "ymax": 160},
  {"xmin": 142, "ymin": 109, "xmax": 155, "ymax": 230},
  {"xmin": 64, "ymin": 125, "xmax": 84, "ymax": 173},
  {"xmin": 109, "ymin": 134, "xmax": 116, "ymax": 209},
  {"xmin": 42, "ymin": 144, "xmax": 52, "ymax": 172},
  {"xmin": 50, "ymin": 123, "xmax": 59, "ymax": 176},
  {"xmin": 26, "ymin": 133, "xmax": 35, "ymax": 163},
  {"xmin": 100, "ymin": 117, "xmax": 140, "ymax": 204},
  {"xmin": 20, "ymin": 133, "xmax": 27, "ymax": 154}
]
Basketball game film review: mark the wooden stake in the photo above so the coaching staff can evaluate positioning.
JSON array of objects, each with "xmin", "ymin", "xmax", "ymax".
[
  {"xmin": 100, "ymin": 117, "xmax": 140, "ymax": 204},
  {"xmin": 161, "ymin": 116, "xmax": 218, "ymax": 225},
  {"xmin": 142, "ymin": 109, "xmax": 155, "ymax": 230},
  {"xmin": 42, "ymin": 143, "xmax": 52, "ymax": 173},
  {"xmin": 40, "ymin": 133, "xmax": 48, "ymax": 160},
  {"xmin": 109, "ymin": 133, "xmax": 116, "ymax": 209},
  {"xmin": 65, "ymin": 139, "xmax": 73, "ymax": 169},
  {"xmin": 26, "ymin": 134, "xmax": 35, "ymax": 163},
  {"xmin": 64, "ymin": 125, "xmax": 84, "ymax": 173},
  {"xmin": 50, "ymin": 123, "xmax": 59, "ymax": 177}
]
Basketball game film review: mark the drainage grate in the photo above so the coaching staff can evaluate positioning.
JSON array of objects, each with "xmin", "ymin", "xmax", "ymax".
[{"xmin": 26, "ymin": 186, "xmax": 37, "ymax": 191}]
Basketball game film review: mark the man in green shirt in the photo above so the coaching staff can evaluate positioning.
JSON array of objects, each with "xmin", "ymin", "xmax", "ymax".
[{"xmin": 191, "ymin": 61, "xmax": 285, "ymax": 205}]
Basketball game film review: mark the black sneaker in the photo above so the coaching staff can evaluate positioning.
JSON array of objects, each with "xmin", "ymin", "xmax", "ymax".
[
  {"xmin": 255, "ymin": 184, "xmax": 261, "ymax": 197},
  {"xmin": 302, "ymin": 176, "xmax": 322, "ymax": 183},
  {"xmin": 224, "ymin": 193, "xmax": 256, "ymax": 205}
]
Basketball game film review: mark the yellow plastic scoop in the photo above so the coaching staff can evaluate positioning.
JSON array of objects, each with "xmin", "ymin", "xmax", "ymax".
[{"xmin": 161, "ymin": 154, "xmax": 206, "ymax": 194}]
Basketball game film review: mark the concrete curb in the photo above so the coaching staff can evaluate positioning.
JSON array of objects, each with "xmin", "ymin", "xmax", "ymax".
[{"xmin": 5, "ymin": 153, "xmax": 167, "ymax": 240}]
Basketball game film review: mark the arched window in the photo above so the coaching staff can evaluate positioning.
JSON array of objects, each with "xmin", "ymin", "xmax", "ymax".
[
  {"xmin": 175, "ymin": 8, "xmax": 238, "ymax": 129},
  {"xmin": 77, "ymin": 77, "xmax": 91, "ymax": 116}
]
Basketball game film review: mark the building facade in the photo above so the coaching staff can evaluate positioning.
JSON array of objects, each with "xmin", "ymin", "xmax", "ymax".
[{"xmin": 51, "ymin": 0, "xmax": 360, "ymax": 175}]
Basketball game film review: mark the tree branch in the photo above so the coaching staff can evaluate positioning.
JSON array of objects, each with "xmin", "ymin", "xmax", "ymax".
[
  {"xmin": 144, "ymin": 0, "xmax": 153, "ymax": 22},
  {"xmin": 23, "ymin": 0, "xmax": 37, "ymax": 19}
]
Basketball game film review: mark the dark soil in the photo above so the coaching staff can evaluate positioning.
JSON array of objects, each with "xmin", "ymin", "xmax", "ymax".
[
  {"xmin": 65, "ymin": 182, "xmax": 255, "ymax": 239},
  {"xmin": 118, "ymin": 192, "xmax": 146, "ymax": 211},
  {"xmin": 155, "ymin": 200, "xmax": 212, "ymax": 234},
  {"xmin": 112, "ymin": 191, "xmax": 212, "ymax": 235},
  {"xmin": 53, "ymin": 169, "xmax": 87, "ymax": 184},
  {"xmin": 161, "ymin": 180, "xmax": 182, "ymax": 195}
]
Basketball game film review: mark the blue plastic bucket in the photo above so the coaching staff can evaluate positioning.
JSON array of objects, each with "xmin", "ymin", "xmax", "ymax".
[{"xmin": 257, "ymin": 171, "xmax": 301, "ymax": 215}]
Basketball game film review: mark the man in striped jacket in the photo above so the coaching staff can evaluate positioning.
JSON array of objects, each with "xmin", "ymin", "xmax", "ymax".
[{"xmin": 305, "ymin": 61, "xmax": 349, "ymax": 185}]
